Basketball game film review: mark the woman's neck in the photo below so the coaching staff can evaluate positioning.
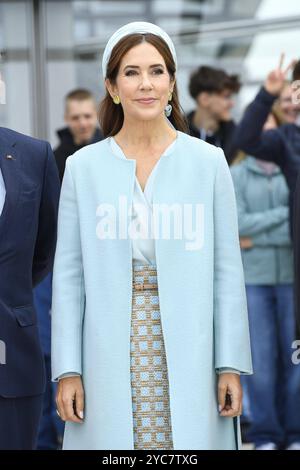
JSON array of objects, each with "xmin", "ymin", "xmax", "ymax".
[{"xmin": 114, "ymin": 117, "xmax": 177, "ymax": 149}]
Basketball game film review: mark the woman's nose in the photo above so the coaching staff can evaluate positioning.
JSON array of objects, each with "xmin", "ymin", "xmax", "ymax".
[{"xmin": 139, "ymin": 73, "xmax": 153, "ymax": 88}]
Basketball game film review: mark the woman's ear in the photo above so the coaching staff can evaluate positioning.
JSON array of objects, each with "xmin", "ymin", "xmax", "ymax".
[{"xmin": 105, "ymin": 78, "xmax": 117, "ymax": 99}]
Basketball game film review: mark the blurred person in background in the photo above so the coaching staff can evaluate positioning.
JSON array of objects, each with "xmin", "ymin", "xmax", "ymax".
[
  {"xmin": 273, "ymin": 81, "xmax": 300, "ymax": 124},
  {"xmin": 230, "ymin": 111, "xmax": 300, "ymax": 450},
  {"xmin": 231, "ymin": 79, "xmax": 298, "ymax": 167},
  {"xmin": 186, "ymin": 65, "xmax": 241, "ymax": 165},
  {"xmin": 292, "ymin": 61, "xmax": 300, "ymax": 337},
  {"xmin": 234, "ymin": 56, "xmax": 300, "ymax": 339},
  {"xmin": 234, "ymin": 55, "xmax": 300, "ymax": 236},
  {"xmin": 294, "ymin": 170, "xmax": 300, "ymax": 338},
  {"xmin": 54, "ymin": 88, "xmax": 103, "ymax": 182}
]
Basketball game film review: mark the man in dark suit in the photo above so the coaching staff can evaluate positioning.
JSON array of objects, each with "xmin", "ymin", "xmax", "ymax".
[{"xmin": 0, "ymin": 127, "xmax": 60, "ymax": 449}]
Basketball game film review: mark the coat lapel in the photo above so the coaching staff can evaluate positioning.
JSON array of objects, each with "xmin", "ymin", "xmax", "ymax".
[{"xmin": 0, "ymin": 136, "xmax": 22, "ymax": 240}]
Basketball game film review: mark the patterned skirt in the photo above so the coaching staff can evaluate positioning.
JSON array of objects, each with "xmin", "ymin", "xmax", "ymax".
[{"xmin": 130, "ymin": 263, "xmax": 174, "ymax": 450}]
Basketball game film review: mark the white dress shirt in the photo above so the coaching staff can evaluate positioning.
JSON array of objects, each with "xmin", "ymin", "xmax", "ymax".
[
  {"xmin": 0, "ymin": 168, "xmax": 6, "ymax": 216},
  {"xmin": 57, "ymin": 133, "xmax": 239, "ymax": 379}
]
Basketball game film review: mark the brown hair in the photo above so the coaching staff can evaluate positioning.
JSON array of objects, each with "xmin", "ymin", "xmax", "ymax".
[
  {"xmin": 65, "ymin": 88, "xmax": 95, "ymax": 111},
  {"xmin": 189, "ymin": 65, "xmax": 241, "ymax": 100},
  {"xmin": 293, "ymin": 60, "xmax": 300, "ymax": 81},
  {"xmin": 65, "ymin": 88, "xmax": 94, "ymax": 101},
  {"xmin": 98, "ymin": 33, "xmax": 189, "ymax": 137}
]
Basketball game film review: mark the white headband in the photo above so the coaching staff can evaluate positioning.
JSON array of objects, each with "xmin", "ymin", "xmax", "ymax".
[{"xmin": 101, "ymin": 21, "xmax": 177, "ymax": 79}]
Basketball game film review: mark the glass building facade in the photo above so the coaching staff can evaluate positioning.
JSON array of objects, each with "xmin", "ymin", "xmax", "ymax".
[{"xmin": 0, "ymin": 0, "xmax": 300, "ymax": 146}]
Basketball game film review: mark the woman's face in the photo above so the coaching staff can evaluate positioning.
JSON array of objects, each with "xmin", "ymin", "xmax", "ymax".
[{"xmin": 106, "ymin": 42, "xmax": 174, "ymax": 123}]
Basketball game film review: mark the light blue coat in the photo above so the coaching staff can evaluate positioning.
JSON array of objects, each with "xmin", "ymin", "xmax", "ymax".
[{"xmin": 51, "ymin": 130, "xmax": 253, "ymax": 450}]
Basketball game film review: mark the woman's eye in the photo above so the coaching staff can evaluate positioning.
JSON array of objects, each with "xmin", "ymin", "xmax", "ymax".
[{"xmin": 125, "ymin": 69, "xmax": 164, "ymax": 76}]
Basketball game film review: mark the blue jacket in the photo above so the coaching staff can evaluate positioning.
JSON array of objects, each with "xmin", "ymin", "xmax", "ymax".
[
  {"xmin": 51, "ymin": 130, "xmax": 252, "ymax": 449},
  {"xmin": 0, "ymin": 127, "xmax": 60, "ymax": 397},
  {"xmin": 230, "ymin": 156, "xmax": 293, "ymax": 285},
  {"xmin": 234, "ymin": 86, "xmax": 300, "ymax": 237}
]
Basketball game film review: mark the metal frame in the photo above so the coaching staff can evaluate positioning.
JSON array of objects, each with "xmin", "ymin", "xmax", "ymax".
[
  {"xmin": 2, "ymin": 0, "xmax": 300, "ymax": 138},
  {"xmin": 29, "ymin": 0, "xmax": 48, "ymax": 139}
]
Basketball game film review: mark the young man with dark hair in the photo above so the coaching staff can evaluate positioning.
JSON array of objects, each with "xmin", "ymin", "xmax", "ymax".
[{"xmin": 187, "ymin": 65, "xmax": 241, "ymax": 164}]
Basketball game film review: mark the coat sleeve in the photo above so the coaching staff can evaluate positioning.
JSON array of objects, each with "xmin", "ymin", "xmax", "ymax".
[
  {"xmin": 233, "ymin": 87, "xmax": 285, "ymax": 169},
  {"xmin": 32, "ymin": 142, "xmax": 60, "ymax": 287},
  {"xmin": 51, "ymin": 157, "xmax": 85, "ymax": 382},
  {"xmin": 213, "ymin": 148, "xmax": 253, "ymax": 375}
]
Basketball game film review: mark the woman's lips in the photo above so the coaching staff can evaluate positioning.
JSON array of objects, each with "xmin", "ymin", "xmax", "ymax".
[{"xmin": 136, "ymin": 99, "xmax": 156, "ymax": 104}]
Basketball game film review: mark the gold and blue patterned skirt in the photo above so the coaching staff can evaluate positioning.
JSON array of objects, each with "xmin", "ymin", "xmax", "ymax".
[{"xmin": 130, "ymin": 263, "xmax": 174, "ymax": 450}]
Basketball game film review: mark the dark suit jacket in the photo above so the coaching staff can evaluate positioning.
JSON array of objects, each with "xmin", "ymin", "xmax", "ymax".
[
  {"xmin": 0, "ymin": 127, "xmax": 60, "ymax": 397},
  {"xmin": 186, "ymin": 110, "xmax": 238, "ymax": 165},
  {"xmin": 54, "ymin": 127, "xmax": 103, "ymax": 182}
]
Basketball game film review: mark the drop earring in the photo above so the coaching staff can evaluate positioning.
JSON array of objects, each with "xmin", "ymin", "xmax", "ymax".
[{"xmin": 164, "ymin": 91, "xmax": 173, "ymax": 117}]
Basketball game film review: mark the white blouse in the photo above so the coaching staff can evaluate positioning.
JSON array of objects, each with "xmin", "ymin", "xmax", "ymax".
[{"xmin": 108, "ymin": 133, "xmax": 179, "ymax": 266}]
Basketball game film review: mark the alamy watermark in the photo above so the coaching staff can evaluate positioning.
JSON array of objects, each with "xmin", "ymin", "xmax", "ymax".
[
  {"xmin": 292, "ymin": 340, "xmax": 300, "ymax": 365},
  {"xmin": 0, "ymin": 340, "xmax": 6, "ymax": 365},
  {"xmin": 95, "ymin": 197, "xmax": 205, "ymax": 251}
]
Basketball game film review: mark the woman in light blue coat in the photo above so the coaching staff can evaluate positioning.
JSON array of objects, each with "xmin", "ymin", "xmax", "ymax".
[{"xmin": 51, "ymin": 22, "xmax": 252, "ymax": 450}]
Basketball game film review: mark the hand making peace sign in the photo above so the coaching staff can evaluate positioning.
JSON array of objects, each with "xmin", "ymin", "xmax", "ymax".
[{"xmin": 264, "ymin": 53, "xmax": 297, "ymax": 96}]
